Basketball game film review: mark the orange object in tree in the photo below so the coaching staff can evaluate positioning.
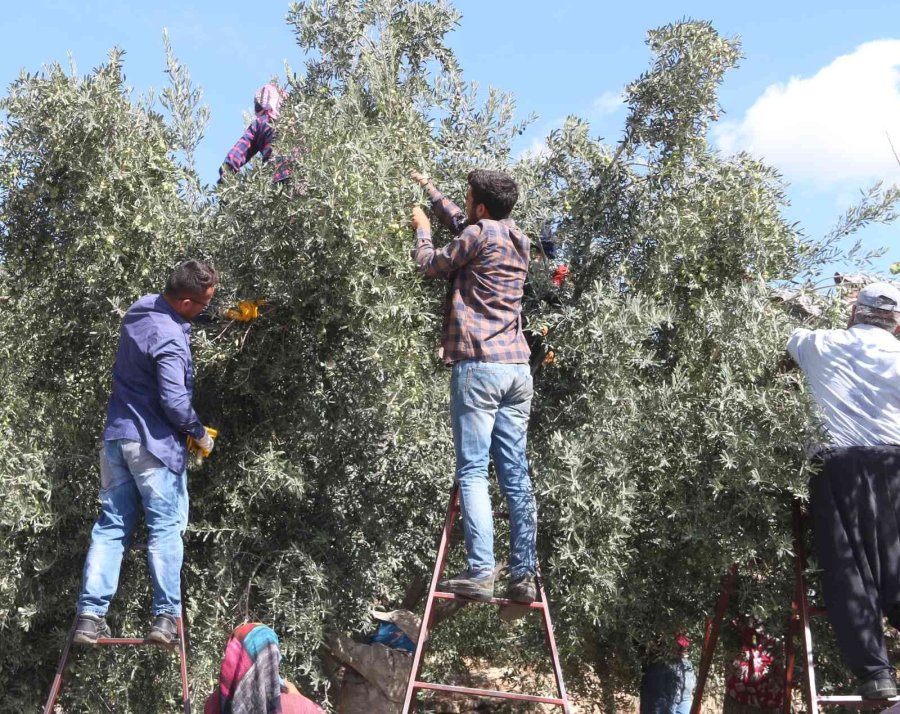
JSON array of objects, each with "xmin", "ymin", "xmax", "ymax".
[
  {"xmin": 187, "ymin": 426, "xmax": 218, "ymax": 459},
  {"xmin": 225, "ymin": 299, "xmax": 266, "ymax": 322}
]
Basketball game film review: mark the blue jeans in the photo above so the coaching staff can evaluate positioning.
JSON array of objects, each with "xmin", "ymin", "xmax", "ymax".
[
  {"xmin": 640, "ymin": 659, "xmax": 696, "ymax": 714},
  {"xmin": 450, "ymin": 360, "xmax": 536, "ymax": 580},
  {"xmin": 77, "ymin": 439, "xmax": 188, "ymax": 617}
]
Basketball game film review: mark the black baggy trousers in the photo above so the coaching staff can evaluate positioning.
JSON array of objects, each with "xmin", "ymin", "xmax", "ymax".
[{"xmin": 810, "ymin": 445, "xmax": 900, "ymax": 681}]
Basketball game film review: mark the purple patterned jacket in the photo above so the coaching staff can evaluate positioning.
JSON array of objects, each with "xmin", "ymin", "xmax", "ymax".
[{"xmin": 220, "ymin": 113, "xmax": 291, "ymax": 182}]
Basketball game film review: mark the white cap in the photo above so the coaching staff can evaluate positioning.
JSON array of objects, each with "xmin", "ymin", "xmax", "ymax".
[
  {"xmin": 857, "ymin": 282, "xmax": 900, "ymax": 312},
  {"xmin": 369, "ymin": 609, "xmax": 422, "ymax": 643}
]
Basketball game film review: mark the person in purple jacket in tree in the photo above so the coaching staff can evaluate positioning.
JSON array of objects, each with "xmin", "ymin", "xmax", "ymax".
[{"xmin": 219, "ymin": 83, "xmax": 291, "ymax": 183}]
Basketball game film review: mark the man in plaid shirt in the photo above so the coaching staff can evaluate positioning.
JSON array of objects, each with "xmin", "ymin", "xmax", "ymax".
[{"xmin": 410, "ymin": 169, "xmax": 538, "ymax": 603}]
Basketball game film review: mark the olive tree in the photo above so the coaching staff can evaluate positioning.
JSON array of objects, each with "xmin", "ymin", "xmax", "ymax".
[{"xmin": 2, "ymin": 3, "xmax": 898, "ymax": 712}]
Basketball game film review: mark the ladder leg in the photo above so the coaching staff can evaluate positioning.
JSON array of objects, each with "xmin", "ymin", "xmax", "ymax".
[
  {"xmin": 179, "ymin": 565, "xmax": 192, "ymax": 714},
  {"xmin": 535, "ymin": 568, "xmax": 572, "ymax": 713},
  {"xmin": 402, "ymin": 482, "xmax": 461, "ymax": 714},
  {"xmin": 784, "ymin": 608, "xmax": 798, "ymax": 714},
  {"xmin": 43, "ymin": 616, "xmax": 78, "ymax": 714},
  {"xmin": 690, "ymin": 564, "xmax": 738, "ymax": 714},
  {"xmin": 793, "ymin": 499, "xmax": 819, "ymax": 714},
  {"xmin": 177, "ymin": 616, "xmax": 191, "ymax": 714}
]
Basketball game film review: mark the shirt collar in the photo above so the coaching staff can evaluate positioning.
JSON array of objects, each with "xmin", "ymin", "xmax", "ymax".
[
  {"xmin": 850, "ymin": 323, "xmax": 891, "ymax": 333},
  {"xmin": 154, "ymin": 294, "xmax": 192, "ymax": 333},
  {"xmin": 849, "ymin": 322, "xmax": 898, "ymax": 343}
]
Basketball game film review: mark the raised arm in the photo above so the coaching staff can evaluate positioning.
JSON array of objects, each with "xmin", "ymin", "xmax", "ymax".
[
  {"xmin": 410, "ymin": 170, "xmax": 469, "ymax": 236},
  {"xmin": 220, "ymin": 118, "xmax": 273, "ymax": 177},
  {"xmin": 411, "ymin": 206, "xmax": 483, "ymax": 279}
]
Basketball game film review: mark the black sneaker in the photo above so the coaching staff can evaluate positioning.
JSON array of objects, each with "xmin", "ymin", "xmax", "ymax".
[
  {"xmin": 506, "ymin": 573, "xmax": 537, "ymax": 603},
  {"xmin": 73, "ymin": 613, "xmax": 111, "ymax": 644},
  {"xmin": 437, "ymin": 570, "xmax": 494, "ymax": 601},
  {"xmin": 146, "ymin": 614, "xmax": 179, "ymax": 646},
  {"xmin": 858, "ymin": 676, "xmax": 897, "ymax": 699}
]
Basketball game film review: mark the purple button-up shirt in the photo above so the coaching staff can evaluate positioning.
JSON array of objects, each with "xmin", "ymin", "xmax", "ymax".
[{"xmin": 102, "ymin": 294, "xmax": 206, "ymax": 474}]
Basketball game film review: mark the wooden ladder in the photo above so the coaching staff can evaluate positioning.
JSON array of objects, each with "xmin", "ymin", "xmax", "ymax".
[{"xmin": 401, "ymin": 482, "xmax": 572, "ymax": 713}]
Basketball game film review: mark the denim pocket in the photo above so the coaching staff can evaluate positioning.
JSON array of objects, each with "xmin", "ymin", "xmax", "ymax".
[
  {"xmin": 121, "ymin": 441, "xmax": 165, "ymax": 477},
  {"xmin": 463, "ymin": 364, "xmax": 505, "ymax": 411},
  {"xmin": 512, "ymin": 367, "xmax": 534, "ymax": 404}
]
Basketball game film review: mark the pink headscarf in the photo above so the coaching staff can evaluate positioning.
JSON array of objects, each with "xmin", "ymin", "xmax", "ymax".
[{"xmin": 255, "ymin": 83, "xmax": 285, "ymax": 120}]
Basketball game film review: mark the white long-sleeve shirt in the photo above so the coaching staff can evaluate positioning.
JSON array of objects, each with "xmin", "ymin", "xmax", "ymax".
[{"xmin": 787, "ymin": 323, "xmax": 900, "ymax": 447}]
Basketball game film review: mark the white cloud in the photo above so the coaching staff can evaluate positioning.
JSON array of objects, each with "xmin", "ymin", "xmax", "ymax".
[
  {"xmin": 591, "ymin": 90, "xmax": 625, "ymax": 117},
  {"xmin": 517, "ymin": 89, "xmax": 624, "ymax": 160},
  {"xmin": 519, "ymin": 135, "xmax": 551, "ymax": 159},
  {"xmin": 715, "ymin": 40, "xmax": 900, "ymax": 187}
]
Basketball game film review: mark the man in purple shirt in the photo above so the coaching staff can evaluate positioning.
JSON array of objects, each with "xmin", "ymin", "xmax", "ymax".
[
  {"xmin": 410, "ymin": 169, "xmax": 538, "ymax": 603},
  {"xmin": 73, "ymin": 260, "xmax": 218, "ymax": 646}
]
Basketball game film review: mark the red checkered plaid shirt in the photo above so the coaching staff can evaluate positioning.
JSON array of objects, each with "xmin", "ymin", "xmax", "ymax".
[{"xmin": 413, "ymin": 186, "xmax": 531, "ymax": 364}]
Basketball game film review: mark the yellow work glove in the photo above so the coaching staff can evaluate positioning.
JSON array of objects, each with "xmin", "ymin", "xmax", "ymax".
[
  {"xmin": 224, "ymin": 298, "xmax": 266, "ymax": 322},
  {"xmin": 187, "ymin": 426, "xmax": 218, "ymax": 459}
]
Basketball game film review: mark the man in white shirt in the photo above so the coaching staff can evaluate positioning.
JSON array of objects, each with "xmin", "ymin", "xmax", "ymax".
[{"xmin": 788, "ymin": 282, "xmax": 900, "ymax": 699}]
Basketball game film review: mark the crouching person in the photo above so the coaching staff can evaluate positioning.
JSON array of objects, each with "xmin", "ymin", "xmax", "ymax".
[
  {"xmin": 74, "ymin": 260, "xmax": 219, "ymax": 645},
  {"xmin": 205, "ymin": 624, "xmax": 324, "ymax": 713},
  {"xmin": 788, "ymin": 282, "xmax": 900, "ymax": 698}
]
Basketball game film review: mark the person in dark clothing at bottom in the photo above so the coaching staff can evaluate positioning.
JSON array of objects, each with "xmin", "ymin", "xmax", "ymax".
[
  {"xmin": 639, "ymin": 635, "xmax": 694, "ymax": 714},
  {"xmin": 787, "ymin": 281, "xmax": 900, "ymax": 699}
]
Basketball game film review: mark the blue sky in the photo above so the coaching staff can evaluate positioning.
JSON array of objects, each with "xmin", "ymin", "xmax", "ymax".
[{"xmin": 2, "ymin": 0, "xmax": 899, "ymax": 271}]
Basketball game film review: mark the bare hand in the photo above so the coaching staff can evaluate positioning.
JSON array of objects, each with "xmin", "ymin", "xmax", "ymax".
[
  {"xmin": 411, "ymin": 206, "xmax": 431, "ymax": 231},
  {"xmin": 409, "ymin": 170, "xmax": 430, "ymax": 187}
]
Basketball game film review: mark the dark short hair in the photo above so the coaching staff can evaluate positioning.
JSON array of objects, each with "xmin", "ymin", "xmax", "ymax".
[
  {"xmin": 467, "ymin": 169, "xmax": 518, "ymax": 220},
  {"xmin": 164, "ymin": 260, "xmax": 219, "ymax": 298}
]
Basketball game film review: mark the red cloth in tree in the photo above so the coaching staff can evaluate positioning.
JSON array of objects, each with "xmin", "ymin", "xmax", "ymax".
[{"xmin": 726, "ymin": 623, "xmax": 785, "ymax": 709}]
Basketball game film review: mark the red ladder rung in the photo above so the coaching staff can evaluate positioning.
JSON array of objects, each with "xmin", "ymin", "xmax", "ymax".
[
  {"xmin": 413, "ymin": 681, "xmax": 566, "ymax": 706},
  {"xmin": 432, "ymin": 591, "xmax": 546, "ymax": 609},
  {"xmin": 817, "ymin": 695, "xmax": 900, "ymax": 706},
  {"xmin": 91, "ymin": 637, "xmax": 181, "ymax": 648}
]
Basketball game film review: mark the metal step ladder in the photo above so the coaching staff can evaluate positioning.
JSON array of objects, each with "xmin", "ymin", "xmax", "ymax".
[
  {"xmin": 690, "ymin": 499, "xmax": 900, "ymax": 714},
  {"xmin": 43, "ymin": 543, "xmax": 192, "ymax": 713},
  {"xmin": 401, "ymin": 482, "xmax": 572, "ymax": 713},
  {"xmin": 785, "ymin": 499, "xmax": 899, "ymax": 712}
]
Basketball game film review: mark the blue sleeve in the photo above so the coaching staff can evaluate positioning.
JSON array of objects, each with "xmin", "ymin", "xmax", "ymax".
[{"xmin": 150, "ymin": 336, "xmax": 205, "ymax": 439}]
